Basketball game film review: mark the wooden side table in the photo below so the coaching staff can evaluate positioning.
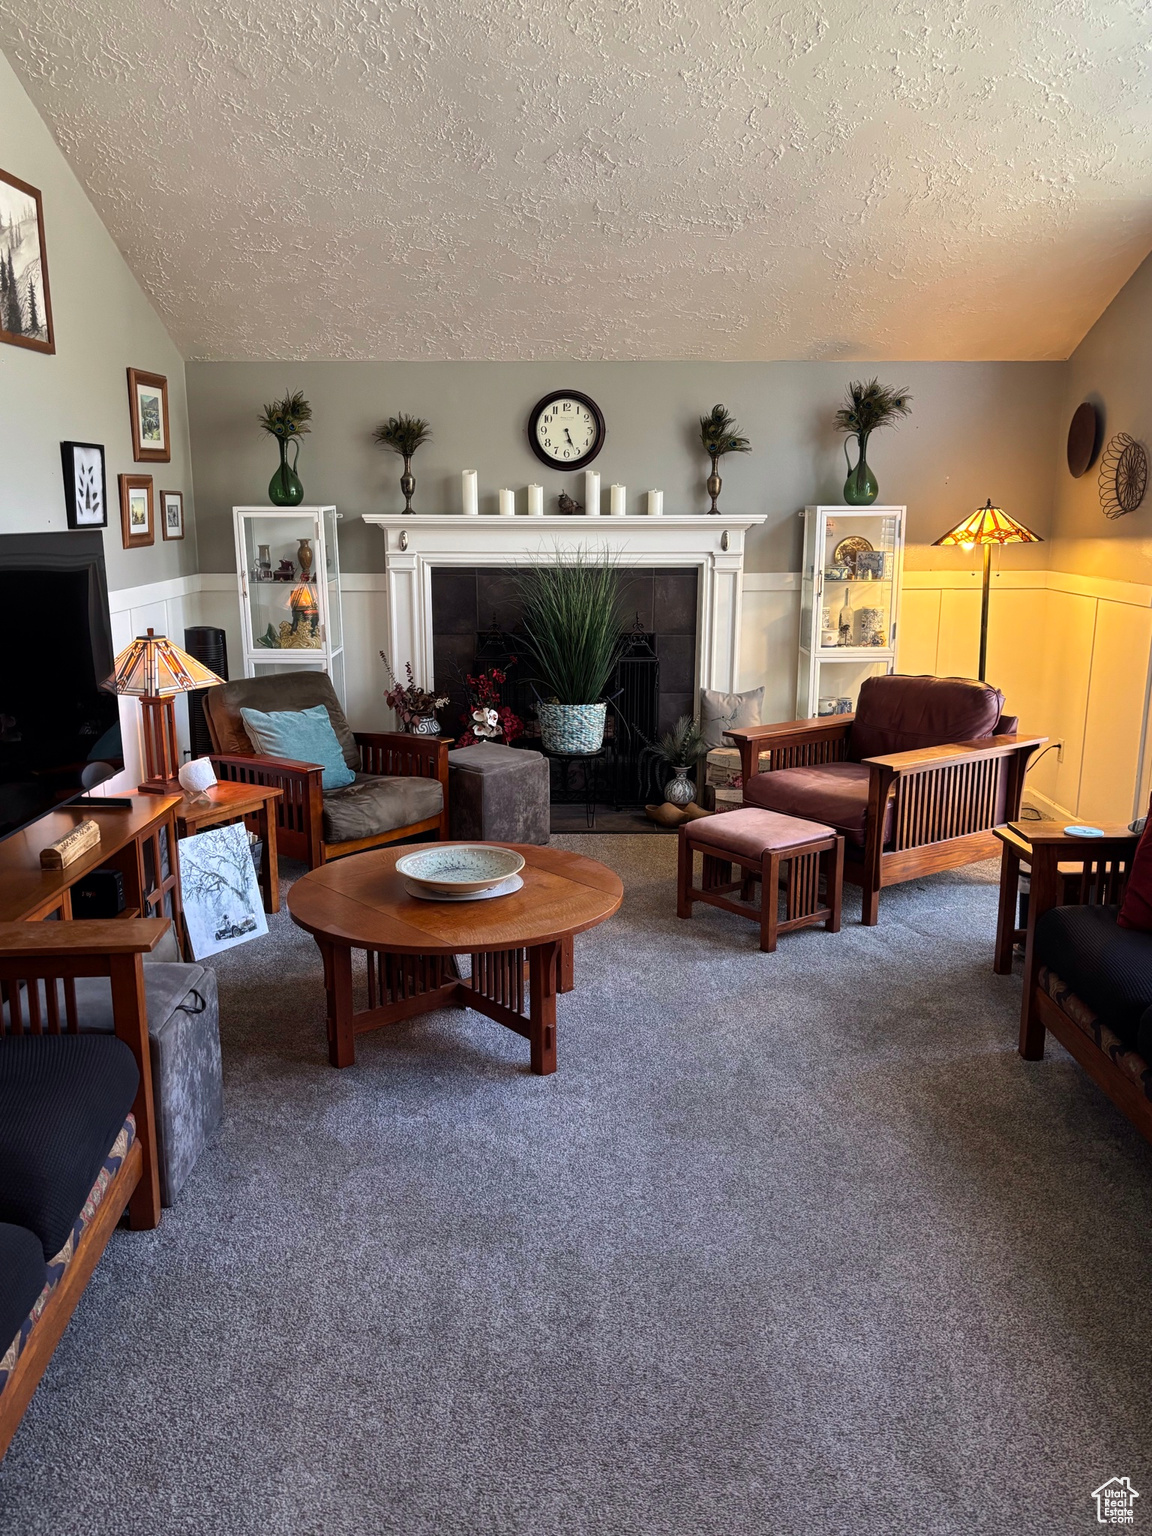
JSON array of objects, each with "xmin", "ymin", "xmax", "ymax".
[
  {"xmin": 993, "ymin": 820, "xmax": 1138, "ymax": 975},
  {"xmin": 175, "ymin": 781, "xmax": 283, "ymax": 914}
]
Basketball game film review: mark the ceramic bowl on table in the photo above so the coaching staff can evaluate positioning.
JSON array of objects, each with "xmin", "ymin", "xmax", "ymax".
[{"xmin": 395, "ymin": 843, "xmax": 525, "ymax": 897}]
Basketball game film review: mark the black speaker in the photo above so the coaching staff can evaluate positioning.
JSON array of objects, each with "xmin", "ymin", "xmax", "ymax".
[
  {"xmin": 72, "ymin": 868, "xmax": 125, "ymax": 919},
  {"xmin": 184, "ymin": 625, "xmax": 228, "ymax": 759}
]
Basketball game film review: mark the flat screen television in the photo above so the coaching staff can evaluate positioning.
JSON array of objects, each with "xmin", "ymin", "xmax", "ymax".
[{"xmin": 0, "ymin": 530, "xmax": 123, "ymax": 841}]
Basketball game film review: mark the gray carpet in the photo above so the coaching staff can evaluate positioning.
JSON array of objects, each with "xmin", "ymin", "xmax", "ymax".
[{"xmin": 3, "ymin": 836, "xmax": 1152, "ymax": 1535}]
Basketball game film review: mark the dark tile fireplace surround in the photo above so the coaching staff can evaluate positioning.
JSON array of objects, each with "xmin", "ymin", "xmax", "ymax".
[{"xmin": 431, "ymin": 566, "xmax": 699, "ymax": 800}]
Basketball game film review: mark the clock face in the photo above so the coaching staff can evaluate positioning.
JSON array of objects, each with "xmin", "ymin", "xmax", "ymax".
[{"xmin": 528, "ymin": 391, "xmax": 605, "ymax": 470}]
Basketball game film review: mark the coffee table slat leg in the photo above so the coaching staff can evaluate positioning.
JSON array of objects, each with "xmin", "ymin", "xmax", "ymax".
[
  {"xmin": 528, "ymin": 939, "xmax": 560, "ymax": 1075},
  {"xmin": 322, "ymin": 941, "xmax": 356, "ymax": 1068}
]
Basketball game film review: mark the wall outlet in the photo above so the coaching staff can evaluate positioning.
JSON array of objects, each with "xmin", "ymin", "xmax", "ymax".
[{"xmin": 1055, "ymin": 739, "xmax": 1065, "ymax": 763}]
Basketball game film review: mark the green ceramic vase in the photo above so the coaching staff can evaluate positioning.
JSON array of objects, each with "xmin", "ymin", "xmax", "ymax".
[
  {"xmin": 269, "ymin": 438, "xmax": 304, "ymax": 507},
  {"xmin": 843, "ymin": 432, "xmax": 878, "ymax": 506}
]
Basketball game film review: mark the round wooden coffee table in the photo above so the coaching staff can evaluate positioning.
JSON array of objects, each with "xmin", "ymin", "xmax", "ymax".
[{"xmin": 287, "ymin": 844, "xmax": 623, "ymax": 1075}]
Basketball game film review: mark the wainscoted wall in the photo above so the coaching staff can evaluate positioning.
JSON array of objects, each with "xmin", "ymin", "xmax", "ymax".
[{"xmin": 107, "ymin": 561, "xmax": 1152, "ymax": 827}]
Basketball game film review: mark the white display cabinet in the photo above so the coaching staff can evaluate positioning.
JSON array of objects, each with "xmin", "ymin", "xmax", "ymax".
[
  {"xmin": 233, "ymin": 506, "xmax": 345, "ymax": 705},
  {"xmin": 797, "ymin": 504, "xmax": 906, "ymax": 718}
]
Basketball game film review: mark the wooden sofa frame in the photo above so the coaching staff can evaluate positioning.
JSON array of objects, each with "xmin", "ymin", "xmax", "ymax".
[
  {"xmin": 1016, "ymin": 829, "xmax": 1152, "ymax": 1144},
  {"xmin": 211, "ymin": 731, "xmax": 450, "ymax": 869},
  {"xmin": 0, "ymin": 919, "xmax": 166, "ymax": 1461},
  {"xmin": 726, "ymin": 715, "xmax": 1045, "ymax": 925}
]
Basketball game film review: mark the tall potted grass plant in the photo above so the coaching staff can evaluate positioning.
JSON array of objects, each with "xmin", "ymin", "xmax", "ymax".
[{"xmin": 515, "ymin": 549, "xmax": 623, "ymax": 753}]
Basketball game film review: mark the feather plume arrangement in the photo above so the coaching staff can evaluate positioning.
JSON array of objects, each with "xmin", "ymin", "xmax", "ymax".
[
  {"xmin": 373, "ymin": 414, "xmax": 432, "ymax": 458},
  {"xmin": 258, "ymin": 389, "xmax": 312, "ymax": 441},
  {"xmin": 833, "ymin": 379, "xmax": 912, "ymax": 437},
  {"xmin": 643, "ymin": 715, "xmax": 710, "ymax": 770},
  {"xmin": 699, "ymin": 404, "xmax": 751, "ymax": 459}
]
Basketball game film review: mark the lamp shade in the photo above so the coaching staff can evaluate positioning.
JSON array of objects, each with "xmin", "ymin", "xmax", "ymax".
[
  {"xmin": 933, "ymin": 499, "xmax": 1043, "ymax": 549},
  {"xmin": 103, "ymin": 628, "xmax": 224, "ymax": 698},
  {"xmin": 289, "ymin": 582, "xmax": 319, "ymax": 614}
]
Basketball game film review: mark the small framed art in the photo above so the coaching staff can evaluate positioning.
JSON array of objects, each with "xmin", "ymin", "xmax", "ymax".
[
  {"xmin": 60, "ymin": 441, "xmax": 108, "ymax": 528},
  {"xmin": 119, "ymin": 473, "xmax": 154, "ymax": 548},
  {"xmin": 160, "ymin": 489, "xmax": 185, "ymax": 540},
  {"xmin": 126, "ymin": 367, "xmax": 171, "ymax": 462},
  {"xmin": 0, "ymin": 168, "xmax": 54, "ymax": 355}
]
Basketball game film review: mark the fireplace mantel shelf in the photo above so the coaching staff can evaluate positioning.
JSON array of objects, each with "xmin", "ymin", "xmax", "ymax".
[{"xmin": 363, "ymin": 510, "xmax": 768, "ymax": 697}]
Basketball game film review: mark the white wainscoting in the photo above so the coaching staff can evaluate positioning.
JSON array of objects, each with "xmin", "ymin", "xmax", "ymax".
[{"xmin": 107, "ymin": 566, "xmax": 1151, "ymax": 825}]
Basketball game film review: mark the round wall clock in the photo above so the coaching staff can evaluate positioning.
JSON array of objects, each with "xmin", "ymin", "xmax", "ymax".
[{"xmin": 528, "ymin": 391, "xmax": 605, "ymax": 470}]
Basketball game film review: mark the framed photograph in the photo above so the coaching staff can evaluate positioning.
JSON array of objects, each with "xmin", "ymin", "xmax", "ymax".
[
  {"xmin": 118, "ymin": 473, "xmax": 154, "ymax": 548},
  {"xmin": 60, "ymin": 441, "xmax": 108, "ymax": 528},
  {"xmin": 160, "ymin": 489, "xmax": 185, "ymax": 540},
  {"xmin": 179, "ymin": 823, "xmax": 268, "ymax": 959},
  {"xmin": 126, "ymin": 367, "xmax": 170, "ymax": 462},
  {"xmin": 0, "ymin": 168, "xmax": 54, "ymax": 355}
]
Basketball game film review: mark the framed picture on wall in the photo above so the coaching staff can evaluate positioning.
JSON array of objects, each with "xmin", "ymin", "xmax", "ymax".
[
  {"xmin": 160, "ymin": 489, "xmax": 184, "ymax": 540},
  {"xmin": 0, "ymin": 167, "xmax": 54, "ymax": 355},
  {"xmin": 119, "ymin": 473, "xmax": 154, "ymax": 548},
  {"xmin": 126, "ymin": 367, "xmax": 170, "ymax": 462},
  {"xmin": 60, "ymin": 441, "xmax": 108, "ymax": 528}
]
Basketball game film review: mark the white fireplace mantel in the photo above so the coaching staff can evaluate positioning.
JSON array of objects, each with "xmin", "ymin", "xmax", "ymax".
[{"xmin": 362, "ymin": 512, "xmax": 768, "ymax": 696}]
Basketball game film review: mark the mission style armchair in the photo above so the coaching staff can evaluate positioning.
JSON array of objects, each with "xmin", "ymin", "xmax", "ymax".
[
  {"xmin": 725, "ymin": 674, "xmax": 1045, "ymax": 925},
  {"xmin": 204, "ymin": 671, "xmax": 449, "ymax": 869}
]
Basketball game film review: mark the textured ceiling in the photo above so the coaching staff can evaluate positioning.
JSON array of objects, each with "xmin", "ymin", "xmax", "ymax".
[{"xmin": 1, "ymin": 1, "xmax": 1150, "ymax": 362}]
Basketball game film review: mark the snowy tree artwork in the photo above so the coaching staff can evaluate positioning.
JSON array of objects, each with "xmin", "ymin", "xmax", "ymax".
[
  {"xmin": 61, "ymin": 442, "xmax": 108, "ymax": 528},
  {"xmin": 0, "ymin": 168, "xmax": 54, "ymax": 354},
  {"xmin": 179, "ymin": 823, "xmax": 268, "ymax": 959}
]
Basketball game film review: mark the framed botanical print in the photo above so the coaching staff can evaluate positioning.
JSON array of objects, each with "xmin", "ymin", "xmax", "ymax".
[
  {"xmin": 119, "ymin": 473, "xmax": 154, "ymax": 548},
  {"xmin": 60, "ymin": 441, "xmax": 108, "ymax": 528},
  {"xmin": 160, "ymin": 489, "xmax": 184, "ymax": 540},
  {"xmin": 0, "ymin": 168, "xmax": 54, "ymax": 355},
  {"xmin": 126, "ymin": 367, "xmax": 170, "ymax": 462}
]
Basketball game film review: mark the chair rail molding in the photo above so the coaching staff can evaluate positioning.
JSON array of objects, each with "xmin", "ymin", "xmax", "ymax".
[{"xmin": 361, "ymin": 513, "xmax": 768, "ymax": 695}]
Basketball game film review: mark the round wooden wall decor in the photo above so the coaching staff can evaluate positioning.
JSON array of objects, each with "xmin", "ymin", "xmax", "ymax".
[
  {"xmin": 1099, "ymin": 433, "xmax": 1148, "ymax": 520},
  {"xmin": 1067, "ymin": 401, "xmax": 1099, "ymax": 477}
]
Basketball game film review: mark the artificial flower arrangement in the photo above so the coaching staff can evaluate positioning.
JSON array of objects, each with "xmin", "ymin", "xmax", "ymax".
[
  {"xmin": 380, "ymin": 653, "xmax": 449, "ymax": 730},
  {"xmin": 457, "ymin": 663, "xmax": 524, "ymax": 748}
]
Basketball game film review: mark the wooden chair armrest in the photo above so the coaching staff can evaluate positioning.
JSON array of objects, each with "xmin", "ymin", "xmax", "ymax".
[
  {"xmin": 724, "ymin": 717, "xmax": 853, "ymax": 783},
  {"xmin": 211, "ymin": 752, "xmax": 324, "ymax": 779},
  {"xmin": 354, "ymin": 732, "xmax": 451, "ymax": 779},
  {"xmin": 860, "ymin": 735, "xmax": 1048, "ymax": 773},
  {"xmin": 0, "ymin": 920, "xmax": 169, "ymax": 960}
]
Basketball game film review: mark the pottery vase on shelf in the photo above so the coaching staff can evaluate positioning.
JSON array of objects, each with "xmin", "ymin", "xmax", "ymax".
[
  {"xmin": 400, "ymin": 457, "xmax": 416, "ymax": 514},
  {"xmin": 269, "ymin": 438, "xmax": 304, "ymax": 507},
  {"xmin": 664, "ymin": 765, "xmax": 695, "ymax": 806},
  {"xmin": 843, "ymin": 431, "xmax": 878, "ymax": 506},
  {"xmin": 707, "ymin": 456, "xmax": 723, "ymax": 515},
  {"xmin": 297, "ymin": 537, "xmax": 314, "ymax": 580}
]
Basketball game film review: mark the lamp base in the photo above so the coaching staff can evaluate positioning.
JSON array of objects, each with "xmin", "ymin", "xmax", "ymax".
[
  {"xmin": 138, "ymin": 695, "xmax": 181, "ymax": 795},
  {"xmin": 137, "ymin": 774, "xmax": 183, "ymax": 795}
]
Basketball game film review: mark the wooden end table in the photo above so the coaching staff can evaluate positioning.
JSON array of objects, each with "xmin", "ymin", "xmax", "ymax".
[
  {"xmin": 175, "ymin": 781, "xmax": 283, "ymax": 914},
  {"xmin": 993, "ymin": 820, "xmax": 1138, "ymax": 976},
  {"xmin": 287, "ymin": 844, "xmax": 623, "ymax": 1074}
]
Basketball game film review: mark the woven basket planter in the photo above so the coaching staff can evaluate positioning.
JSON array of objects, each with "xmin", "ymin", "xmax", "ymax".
[{"xmin": 537, "ymin": 701, "xmax": 607, "ymax": 754}]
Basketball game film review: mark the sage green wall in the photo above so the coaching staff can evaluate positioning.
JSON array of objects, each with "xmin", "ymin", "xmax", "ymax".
[
  {"xmin": 186, "ymin": 360, "xmax": 1063, "ymax": 576},
  {"xmin": 1049, "ymin": 251, "xmax": 1152, "ymax": 584},
  {"xmin": 0, "ymin": 49, "xmax": 196, "ymax": 591}
]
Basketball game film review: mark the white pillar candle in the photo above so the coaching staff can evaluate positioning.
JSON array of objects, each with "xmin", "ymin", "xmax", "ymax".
[
  {"xmin": 584, "ymin": 470, "xmax": 600, "ymax": 515},
  {"xmin": 609, "ymin": 484, "xmax": 626, "ymax": 517},
  {"xmin": 647, "ymin": 489, "xmax": 663, "ymax": 517},
  {"xmin": 461, "ymin": 470, "xmax": 478, "ymax": 516},
  {"xmin": 498, "ymin": 488, "xmax": 516, "ymax": 517},
  {"xmin": 528, "ymin": 484, "xmax": 544, "ymax": 517}
]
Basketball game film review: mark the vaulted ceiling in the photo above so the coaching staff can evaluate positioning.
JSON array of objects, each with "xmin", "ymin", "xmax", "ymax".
[{"xmin": 1, "ymin": 1, "xmax": 1149, "ymax": 362}]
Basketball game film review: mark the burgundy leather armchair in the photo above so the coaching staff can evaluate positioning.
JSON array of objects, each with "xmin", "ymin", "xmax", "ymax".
[{"xmin": 725, "ymin": 674, "xmax": 1045, "ymax": 924}]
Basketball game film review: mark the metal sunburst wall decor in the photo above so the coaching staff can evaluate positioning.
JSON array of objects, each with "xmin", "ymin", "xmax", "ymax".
[{"xmin": 1099, "ymin": 432, "xmax": 1148, "ymax": 520}]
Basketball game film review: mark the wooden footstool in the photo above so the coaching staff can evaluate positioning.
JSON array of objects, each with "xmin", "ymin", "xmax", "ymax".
[{"xmin": 677, "ymin": 807, "xmax": 844, "ymax": 952}]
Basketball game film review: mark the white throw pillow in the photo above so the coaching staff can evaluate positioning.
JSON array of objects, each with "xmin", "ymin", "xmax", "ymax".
[{"xmin": 700, "ymin": 686, "xmax": 764, "ymax": 749}]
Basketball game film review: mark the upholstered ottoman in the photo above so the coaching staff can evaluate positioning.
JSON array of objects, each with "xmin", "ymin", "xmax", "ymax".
[
  {"xmin": 677, "ymin": 807, "xmax": 844, "ymax": 952},
  {"xmin": 447, "ymin": 743, "xmax": 551, "ymax": 844}
]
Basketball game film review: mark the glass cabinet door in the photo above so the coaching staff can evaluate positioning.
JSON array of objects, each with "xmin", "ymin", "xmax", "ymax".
[
  {"xmin": 818, "ymin": 509, "xmax": 900, "ymax": 653},
  {"xmin": 239, "ymin": 511, "xmax": 326, "ymax": 657},
  {"xmin": 322, "ymin": 507, "xmax": 342, "ymax": 653}
]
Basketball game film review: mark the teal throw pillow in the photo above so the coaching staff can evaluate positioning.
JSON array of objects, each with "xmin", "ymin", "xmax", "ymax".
[{"xmin": 240, "ymin": 704, "xmax": 356, "ymax": 790}]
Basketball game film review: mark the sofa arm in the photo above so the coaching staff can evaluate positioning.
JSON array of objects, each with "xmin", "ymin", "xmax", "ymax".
[
  {"xmin": 355, "ymin": 731, "xmax": 450, "ymax": 782},
  {"xmin": 724, "ymin": 717, "xmax": 852, "ymax": 786}
]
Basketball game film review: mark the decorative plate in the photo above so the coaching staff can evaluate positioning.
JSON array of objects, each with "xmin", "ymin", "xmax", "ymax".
[
  {"xmin": 1099, "ymin": 433, "xmax": 1148, "ymax": 520},
  {"xmin": 402, "ymin": 873, "xmax": 524, "ymax": 903},
  {"xmin": 1066, "ymin": 401, "xmax": 1099, "ymax": 478},
  {"xmin": 395, "ymin": 843, "xmax": 526, "ymax": 895},
  {"xmin": 832, "ymin": 535, "xmax": 874, "ymax": 569}
]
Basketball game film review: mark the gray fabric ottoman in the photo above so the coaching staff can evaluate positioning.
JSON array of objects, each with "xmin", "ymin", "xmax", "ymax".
[{"xmin": 448, "ymin": 743, "xmax": 551, "ymax": 844}]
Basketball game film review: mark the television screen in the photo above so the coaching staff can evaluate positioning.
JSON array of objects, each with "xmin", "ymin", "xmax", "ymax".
[{"xmin": 0, "ymin": 531, "xmax": 123, "ymax": 841}]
